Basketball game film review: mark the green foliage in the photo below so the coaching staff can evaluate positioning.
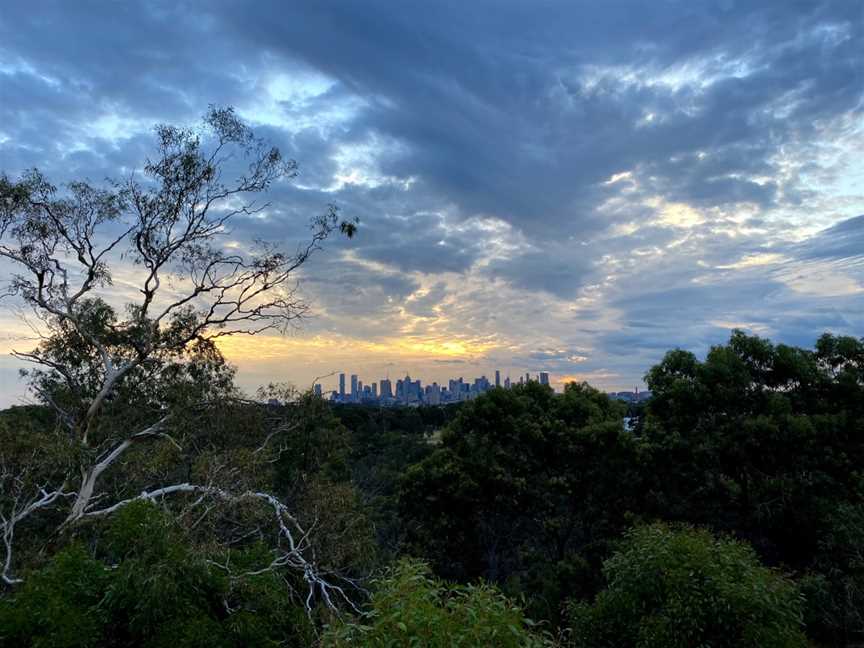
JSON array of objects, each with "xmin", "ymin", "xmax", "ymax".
[
  {"xmin": 0, "ymin": 502, "xmax": 314, "ymax": 648},
  {"xmin": 639, "ymin": 331, "xmax": 864, "ymax": 646},
  {"xmin": 799, "ymin": 503, "xmax": 864, "ymax": 645},
  {"xmin": 296, "ymin": 477, "xmax": 379, "ymax": 573},
  {"xmin": 337, "ymin": 404, "xmax": 437, "ymax": 554},
  {"xmin": 0, "ymin": 544, "xmax": 109, "ymax": 648},
  {"xmin": 399, "ymin": 381, "xmax": 636, "ymax": 621},
  {"xmin": 322, "ymin": 559, "xmax": 554, "ymax": 647},
  {"xmin": 0, "ymin": 405, "xmax": 72, "ymax": 477},
  {"xmin": 642, "ymin": 331, "xmax": 864, "ymax": 568},
  {"xmin": 271, "ymin": 391, "xmax": 353, "ymax": 489},
  {"xmin": 567, "ymin": 523, "xmax": 806, "ymax": 648}
]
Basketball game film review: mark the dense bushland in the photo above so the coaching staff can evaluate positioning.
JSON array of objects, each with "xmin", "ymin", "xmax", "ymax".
[{"xmin": 2, "ymin": 330, "xmax": 862, "ymax": 646}]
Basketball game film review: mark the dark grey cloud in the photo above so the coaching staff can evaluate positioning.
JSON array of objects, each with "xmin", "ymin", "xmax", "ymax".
[
  {"xmin": 3, "ymin": 1, "xmax": 860, "ymax": 242},
  {"xmin": 300, "ymin": 255, "xmax": 420, "ymax": 333},
  {"xmin": 610, "ymin": 277, "xmax": 784, "ymax": 327},
  {"xmin": 586, "ymin": 214, "xmax": 864, "ymax": 374},
  {"xmin": 404, "ymin": 282, "xmax": 449, "ymax": 318},
  {"xmin": 210, "ymin": 0, "xmax": 862, "ymax": 232},
  {"xmin": 515, "ymin": 347, "xmax": 591, "ymax": 376},
  {"xmin": 792, "ymin": 214, "xmax": 864, "ymax": 264},
  {"xmin": 485, "ymin": 250, "xmax": 593, "ymax": 299}
]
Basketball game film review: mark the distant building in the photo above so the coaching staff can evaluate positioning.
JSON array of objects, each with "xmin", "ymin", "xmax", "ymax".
[
  {"xmin": 608, "ymin": 389, "xmax": 653, "ymax": 403},
  {"xmin": 426, "ymin": 382, "xmax": 441, "ymax": 405},
  {"xmin": 380, "ymin": 378, "xmax": 393, "ymax": 399},
  {"xmin": 313, "ymin": 384, "xmax": 322, "ymax": 397},
  {"xmin": 402, "ymin": 375, "xmax": 420, "ymax": 403},
  {"xmin": 329, "ymin": 368, "xmax": 564, "ymax": 406}
]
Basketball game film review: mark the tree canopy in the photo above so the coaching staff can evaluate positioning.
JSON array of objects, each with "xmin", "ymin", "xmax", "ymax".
[{"xmin": 0, "ymin": 107, "xmax": 358, "ymax": 605}]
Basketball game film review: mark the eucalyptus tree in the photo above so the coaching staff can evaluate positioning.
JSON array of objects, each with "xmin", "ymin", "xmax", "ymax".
[{"xmin": 0, "ymin": 107, "xmax": 357, "ymax": 608}]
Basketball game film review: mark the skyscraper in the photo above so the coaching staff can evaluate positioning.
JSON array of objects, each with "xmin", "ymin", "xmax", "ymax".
[
  {"xmin": 449, "ymin": 378, "xmax": 462, "ymax": 395},
  {"xmin": 339, "ymin": 373, "xmax": 346, "ymax": 398},
  {"xmin": 539, "ymin": 372, "xmax": 549, "ymax": 386},
  {"xmin": 351, "ymin": 374, "xmax": 358, "ymax": 402},
  {"xmin": 495, "ymin": 370, "xmax": 500, "ymax": 388},
  {"xmin": 313, "ymin": 383, "xmax": 322, "ymax": 397},
  {"xmin": 380, "ymin": 379, "xmax": 393, "ymax": 399}
]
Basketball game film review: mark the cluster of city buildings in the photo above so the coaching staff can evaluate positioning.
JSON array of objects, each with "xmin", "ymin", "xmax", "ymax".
[
  {"xmin": 607, "ymin": 389, "xmax": 652, "ymax": 403},
  {"xmin": 316, "ymin": 370, "xmax": 551, "ymax": 405}
]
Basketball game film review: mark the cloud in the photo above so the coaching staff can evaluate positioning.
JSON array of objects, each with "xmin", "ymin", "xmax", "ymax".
[
  {"xmin": 485, "ymin": 250, "xmax": 593, "ymax": 299},
  {"xmin": 792, "ymin": 214, "xmax": 864, "ymax": 264},
  {"xmin": 0, "ymin": 0, "xmax": 862, "ymax": 397}
]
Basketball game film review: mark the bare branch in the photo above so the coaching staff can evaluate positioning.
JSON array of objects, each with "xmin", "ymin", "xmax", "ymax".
[
  {"xmin": 83, "ymin": 483, "xmax": 360, "ymax": 613},
  {"xmin": 1, "ymin": 465, "xmax": 76, "ymax": 585}
]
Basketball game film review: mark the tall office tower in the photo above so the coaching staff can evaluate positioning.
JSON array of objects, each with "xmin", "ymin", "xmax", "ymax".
[
  {"xmin": 495, "ymin": 370, "xmax": 500, "ymax": 388},
  {"xmin": 380, "ymin": 379, "xmax": 393, "ymax": 399},
  {"xmin": 351, "ymin": 374, "xmax": 358, "ymax": 401},
  {"xmin": 371, "ymin": 383, "xmax": 378, "ymax": 399},
  {"xmin": 427, "ymin": 382, "xmax": 441, "ymax": 405},
  {"xmin": 525, "ymin": 372, "xmax": 530, "ymax": 383},
  {"xmin": 313, "ymin": 383, "xmax": 322, "ymax": 397},
  {"xmin": 401, "ymin": 376, "xmax": 419, "ymax": 403},
  {"xmin": 504, "ymin": 376, "xmax": 511, "ymax": 389},
  {"xmin": 339, "ymin": 373, "xmax": 346, "ymax": 398},
  {"xmin": 539, "ymin": 372, "xmax": 550, "ymax": 386}
]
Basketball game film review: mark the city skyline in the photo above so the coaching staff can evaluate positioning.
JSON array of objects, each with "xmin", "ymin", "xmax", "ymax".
[{"xmin": 322, "ymin": 368, "xmax": 552, "ymax": 405}]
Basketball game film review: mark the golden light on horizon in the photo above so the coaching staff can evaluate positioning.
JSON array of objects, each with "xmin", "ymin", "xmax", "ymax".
[{"xmin": 214, "ymin": 332, "xmax": 500, "ymax": 364}]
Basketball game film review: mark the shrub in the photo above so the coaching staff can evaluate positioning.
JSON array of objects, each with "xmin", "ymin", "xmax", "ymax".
[
  {"xmin": 322, "ymin": 558, "xmax": 554, "ymax": 647},
  {"xmin": 0, "ymin": 544, "xmax": 109, "ymax": 648},
  {"xmin": 567, "ymin": 523, "xmax": 806, "ymax": 648},
  {"xmin": 0, "ymin": 502, "xmax": 315, "ymax": 648}
]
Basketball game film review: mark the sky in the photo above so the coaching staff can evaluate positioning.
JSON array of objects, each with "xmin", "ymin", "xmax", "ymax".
[{"xmin": 0, "ymin": 1, "xmax": 862, "ymax": 405}]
